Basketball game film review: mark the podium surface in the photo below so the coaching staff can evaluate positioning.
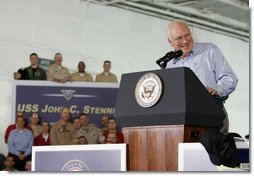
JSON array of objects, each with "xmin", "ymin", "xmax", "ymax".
[{"xmin": 115, "ymin": 67, "xmax": 225, "ymax": 171}]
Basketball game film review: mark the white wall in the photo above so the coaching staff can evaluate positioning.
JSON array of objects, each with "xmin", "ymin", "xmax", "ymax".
[{"xmin": 0, "ymin": 0, "xmax": 249, "ymax": 155}]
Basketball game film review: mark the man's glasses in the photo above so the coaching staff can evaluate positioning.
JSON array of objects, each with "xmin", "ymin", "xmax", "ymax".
[{"xmin": 174, "ymin": 33, "xmax": 191, "ymax": 43}]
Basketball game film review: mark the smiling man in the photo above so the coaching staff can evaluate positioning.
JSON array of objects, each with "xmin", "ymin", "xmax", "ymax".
[{"xmin": 166, "ymin": 20, "xmax": 238, "ymax": 134}]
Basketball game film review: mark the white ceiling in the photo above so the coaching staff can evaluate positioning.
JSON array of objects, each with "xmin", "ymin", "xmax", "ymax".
[{"xmin": 83, "ymin": 0, "xmax": 249, "ymax": 41}]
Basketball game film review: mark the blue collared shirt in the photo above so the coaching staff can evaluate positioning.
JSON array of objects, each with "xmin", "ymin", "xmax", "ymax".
[
  {"xmin": 8, "ymin": 128, "xmax": 34, "ymax": 156},
  {"xmin": 166, "ymin": 43, "xmax": 238, "ymax": 97}
]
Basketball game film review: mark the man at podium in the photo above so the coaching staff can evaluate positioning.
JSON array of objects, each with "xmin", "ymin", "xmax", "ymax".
[{"xmin": 166, "ymin": 20, "xmax": 238, "ymax": 134}]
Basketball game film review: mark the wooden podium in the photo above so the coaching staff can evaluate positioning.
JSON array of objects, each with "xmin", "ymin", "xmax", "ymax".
[{"xmin": 114, "ymin": 67, "xmax": 225, "ymax": 171}]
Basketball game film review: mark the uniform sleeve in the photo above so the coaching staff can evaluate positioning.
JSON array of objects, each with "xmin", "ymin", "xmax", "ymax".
[
  {"xmin": 47, "ymin": 66, "xmax": 54, "ymax": 81},
  {"xmin": 50, "ymin": 125, "xmax": 57, "ymax": 145},
  {"xmin": 113, "ymin": 74, "xmax": 118, "ymax": 83},
  {"xmin": 24, "ymin": 131, "xmax": 34, "ymax": 156},
  {"xmin": 117, "ymin": 132, "xmax": 124, "ymax": 143},
  {"xmin": 41, "ymin": 69, "xmax": 47, "ymax": 80},
  {"xmin": 64, "ymin": 67, "xmax": 71, "ymax": 78},
  {"xmin": 89, "ymin": 75, "xmax": 94, "ymax": 82},
  {"xmin": 97, "ymin": 129, "xmax": 105, "ymax": 144},
  {"xmin": 8, "ymin": 132, "xmax": 19, "ymax": 155},
  {"xmin": 95, "ymin": 75, "xmax": 99, "ymax": 82},
  {"xmin": 4, "ymin": 126, "xmax": 12, "ymax": 144}
]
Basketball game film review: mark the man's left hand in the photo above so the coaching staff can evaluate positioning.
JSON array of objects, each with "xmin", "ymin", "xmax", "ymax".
[{"xmin": 206, "ymin": 87, "xmax": 219, "ymax": 96}]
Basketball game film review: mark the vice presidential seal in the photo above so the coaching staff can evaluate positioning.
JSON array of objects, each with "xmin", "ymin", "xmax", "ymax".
[
  {"xmin": 61, "ymin": 159, "xmax": 90, "ymax": 171},
  {"xmin": 135, "ymin": 72, "xmax": 162, "ymax": 108}
]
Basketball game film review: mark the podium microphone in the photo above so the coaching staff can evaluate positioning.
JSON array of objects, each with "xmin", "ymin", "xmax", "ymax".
[
  {"xmin": 156, "ymin": 51, "xmax": 174, "ymax": 67},
  {"xmin": 158, "ymin": 50, "xmax": 183, "ymax": 69}
]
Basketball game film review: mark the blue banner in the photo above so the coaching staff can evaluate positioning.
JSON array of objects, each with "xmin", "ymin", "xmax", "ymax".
[{"xmin": 12, "ymin": 81, "xmax": 119, "ymax": 127}]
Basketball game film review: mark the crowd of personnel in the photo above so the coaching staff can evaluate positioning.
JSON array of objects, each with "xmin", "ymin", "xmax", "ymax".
[
  {"xmin": 1, "ymin": 108, "xmax": 123, "ymax": 171},
  {"xmin": 14, "ymin": 53, "xmax": 118, "ymax": 83},
  {"xmin": 2, "ymin": 52, "xmax": 120, "ymax": 171}
]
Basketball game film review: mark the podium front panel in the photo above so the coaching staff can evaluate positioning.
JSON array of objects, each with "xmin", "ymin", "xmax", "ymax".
[{"xmin": 115, "ymin": 67, "xmax": 225, "ymax": 128}]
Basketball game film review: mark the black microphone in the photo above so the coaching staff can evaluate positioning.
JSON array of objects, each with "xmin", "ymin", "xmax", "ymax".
[
  {"xmin": 156, "ymin": 51, "xmax": 174, "ymax": 67},
  {"xmin": 160, "ymin": 50, "xmax": 183, "ymax": 69}
]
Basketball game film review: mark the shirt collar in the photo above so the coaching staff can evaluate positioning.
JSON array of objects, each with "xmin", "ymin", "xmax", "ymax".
[
  {"xmin": 103, "ymin": 72, "xmax": 110, "ymax": 76},
  {"xmin": 172, "ymin": 45, "xmax": 196, "ymax": 64}
]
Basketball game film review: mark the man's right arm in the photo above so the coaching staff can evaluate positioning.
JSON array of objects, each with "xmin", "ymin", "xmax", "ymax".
[{"xmin": 50, "ymin": 125, "xmax": 57, "ymax": 145}]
